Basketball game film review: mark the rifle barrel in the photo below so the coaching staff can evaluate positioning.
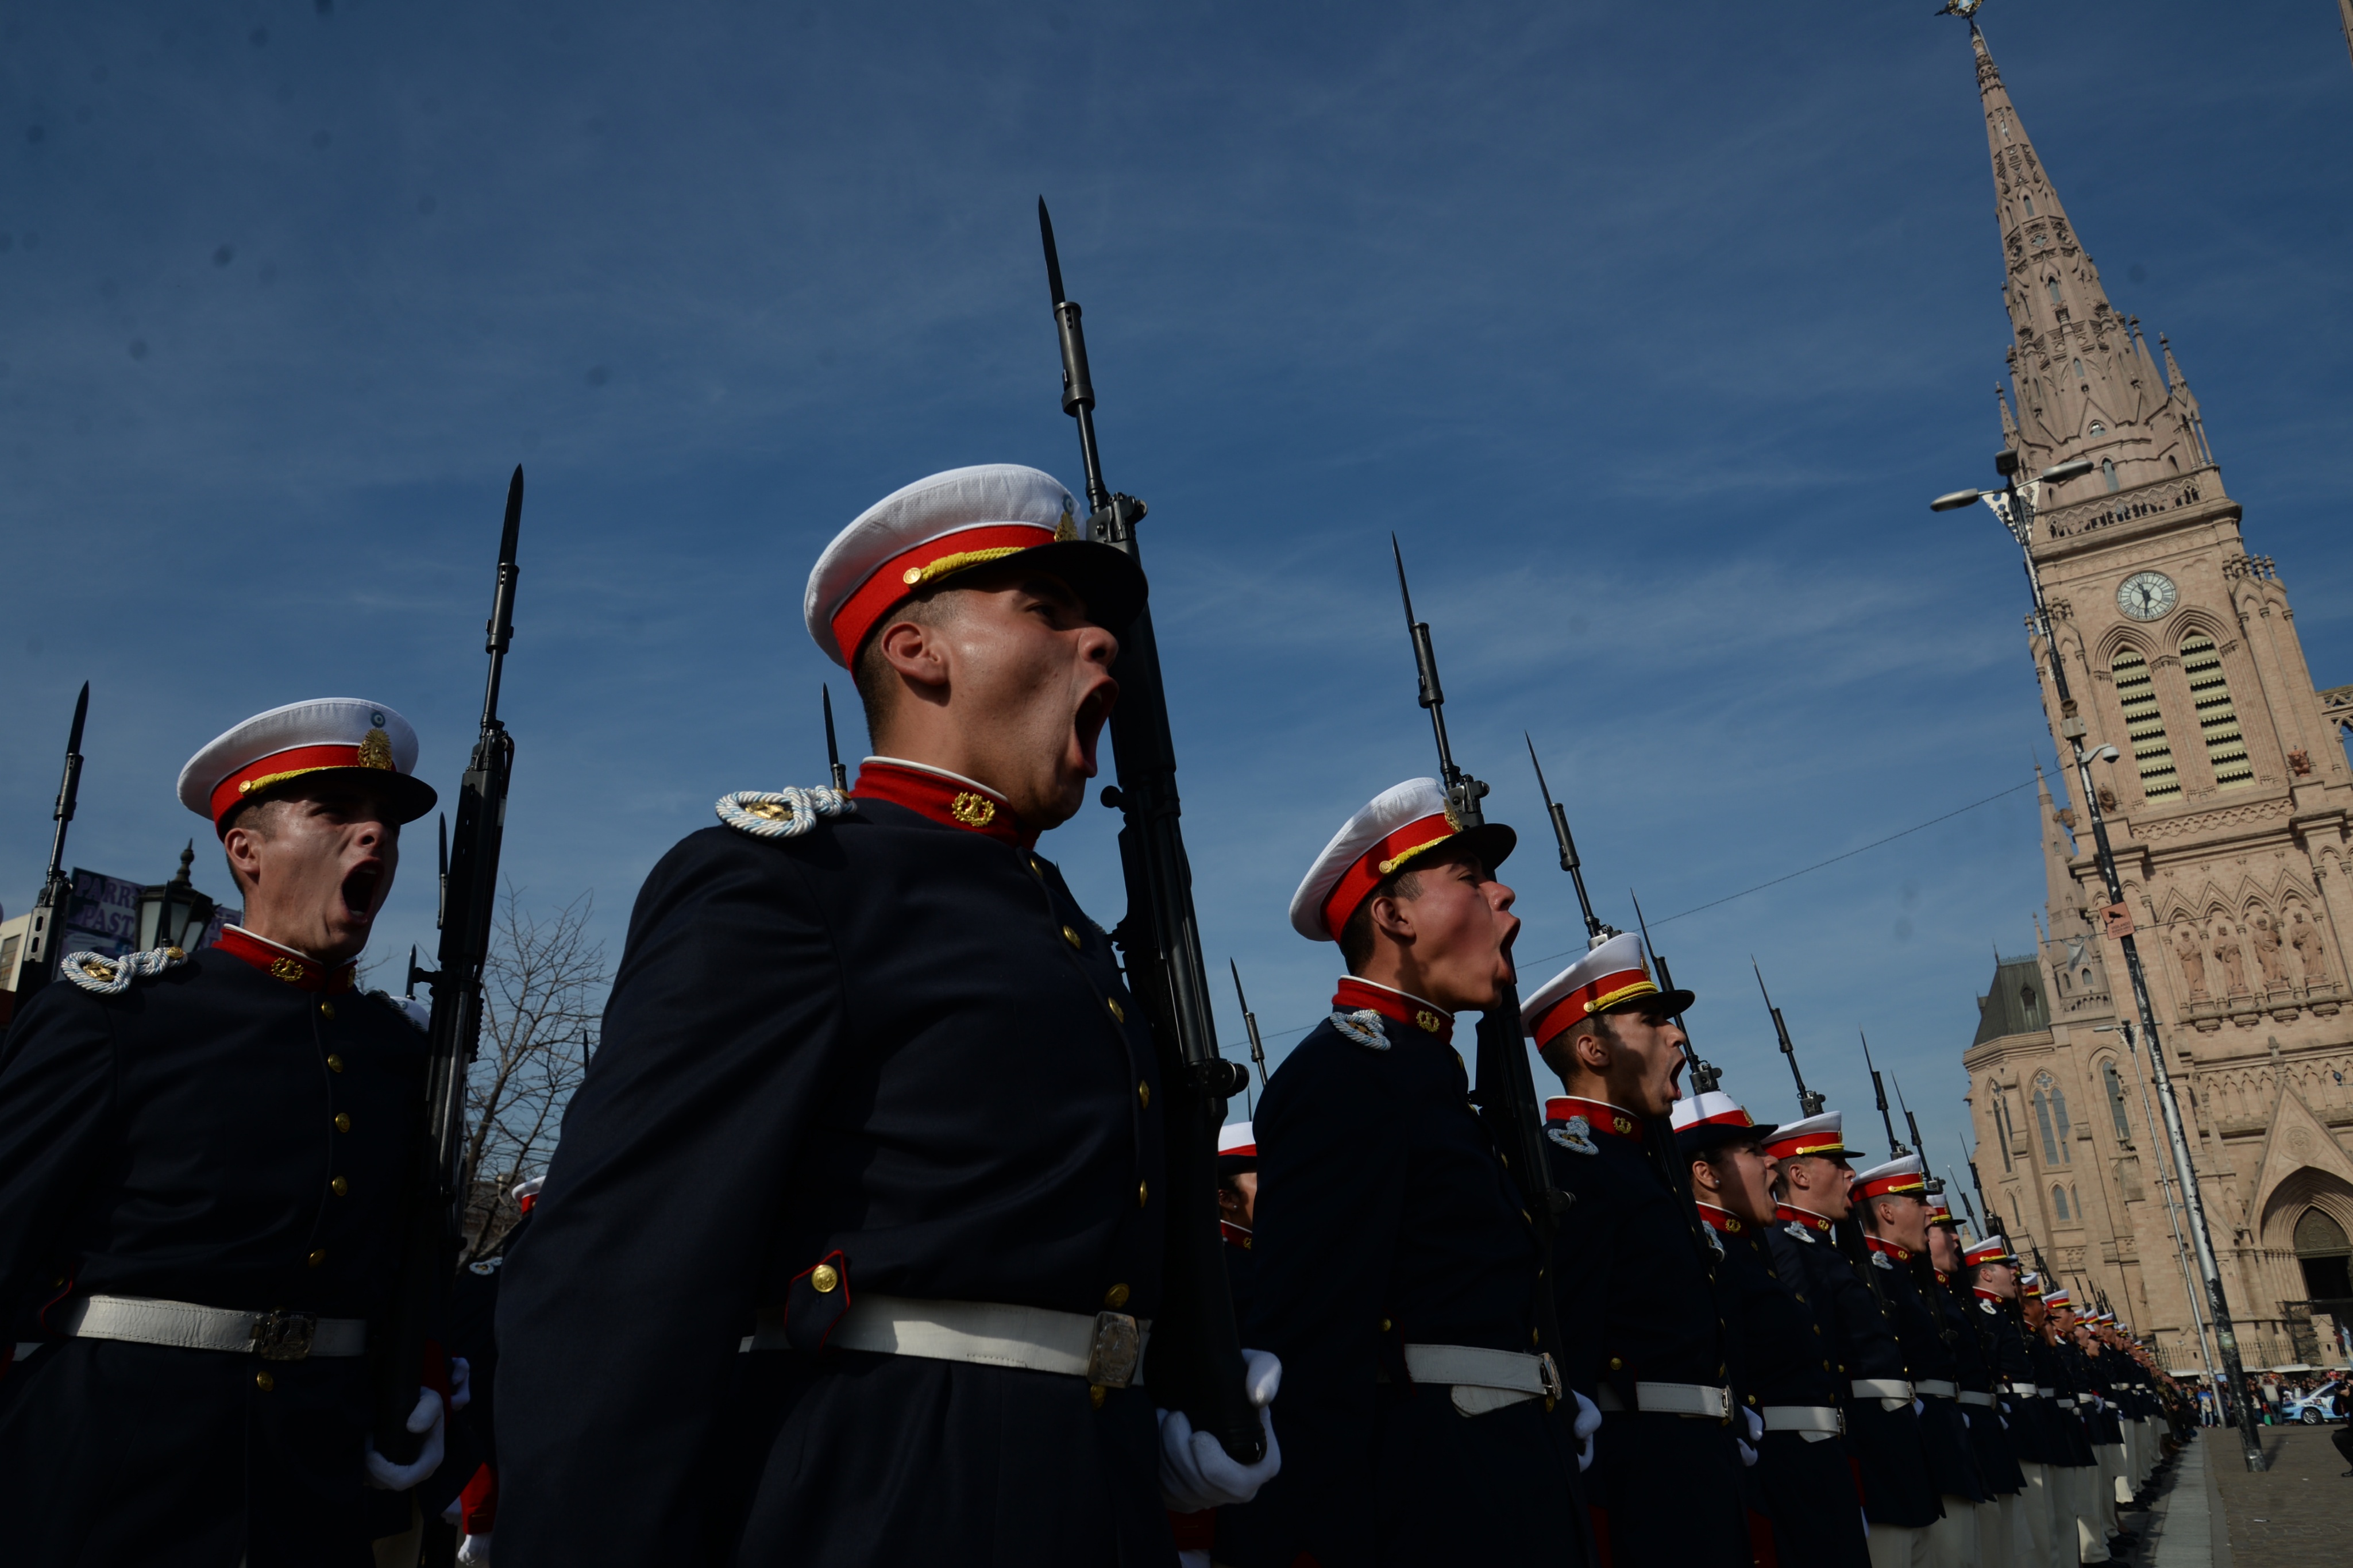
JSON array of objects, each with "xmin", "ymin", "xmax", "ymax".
[{"xmin": 821, "ymin": 684, "xmax": 850, "ymax": 794}]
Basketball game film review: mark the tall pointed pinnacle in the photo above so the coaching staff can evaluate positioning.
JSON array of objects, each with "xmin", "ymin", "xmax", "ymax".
[
  {"xmin": 2035, "ymin": 764, "xmax": 2079, "ymax": 923},
  {"xmin": 1969, "ymin": 24, "xmax": 2208, "ymax": 496}
]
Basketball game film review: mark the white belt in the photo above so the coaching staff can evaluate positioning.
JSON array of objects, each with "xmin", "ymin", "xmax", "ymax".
[
  {"xmin": 1959, "ymin": 1391, "xmax": 1997, "ymax": 1407},
  {"xmin": 1851, "ymin": 1376, "xmax": 1914, "ymax": 1411},
  {"xmin": 2055, "ymin": 1397, "xmax": 2077, "ymax": 1409},
  {"xmin": 54, "ymin": 1294, "xmax": 367, "ymax": 1360},
  {"xmin": 1916, "ymin": 1378, "xmax": 1958, "ymax": 1399},
  {"xmin": 1762, "ymin": 1404, "xmax": 1846, "ymax": 1442},
  {"xmin": 1403, "ymin": 1343, "xmax": 1561, "ymax": 1417},
  {"xmin": 2036, "ymin": 1385, "xmax": 2056, "ymax": 1397},
  {"xmin": 1596, "ymin": 1380, "xmax": 1734, "ymax": 1420},
  {"xmin": 2008, "ymin": 1381, "xmax": 2040, "ymax": 1397},
  {"xmin": 746, "ymin": 1293, "xmax": 1150, "ymax": 1387}
]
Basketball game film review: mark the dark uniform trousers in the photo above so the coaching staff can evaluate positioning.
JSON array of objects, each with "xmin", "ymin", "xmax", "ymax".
[
  {"xmin": 493, "ymin": 796, "xmax": 1173, "ymax": 1567},
  {"xmin": 0, "ymin": 953, "xmax": 426, "ymax": 1567},
  {"xmin": 1700, "ymin": 1206, "xmax": 1869, "ymax": 1568},
  {"xmin": 1766, "ymin": 1212, "xmax": 1942, "ymax": 1532},
  {"xmin": 1546, "ymin": 1106, "xmax": 1746, "ymax": 1568},
  {"xmin": 1242, "ymin": 1003, "xmax": 1588, "ymax": 1568}
]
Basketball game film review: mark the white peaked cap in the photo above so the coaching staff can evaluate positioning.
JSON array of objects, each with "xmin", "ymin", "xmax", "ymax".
[
  {"xmin": 1850, "ymin": 1152, "xmax": 1928, "ymax": 1199},
  {"xmin": 1218, "ymin": 1122, "xmax": 1257, "ymax": 1157},
  {"xmin": 1669, "ymin": 1091, "xmax": 1753, "ymax": 1133},
  {"xmin": 1522, "ymin": 932, "xmax": 1689, "ymax": 1046},
  {"xmin": 176, "ymin": 697, "xmax": 434, "ymax": 833},
  {"xmin": 801, "ymin": 463, "xmax": 1145, "ymax": 667},
  {"xmin": 1761, "ymin": 1111, "xmax": 1862, "ymax": 1162},
  {"xmin": 513, "ymin": 1175, "xmax": 546, "ymax": 1203},
  {"xmin": 1287, "ymin": 778, "xmax": 1514, "ymax": 942}
]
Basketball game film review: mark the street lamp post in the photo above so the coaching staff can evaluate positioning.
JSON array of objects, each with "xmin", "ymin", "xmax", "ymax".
[
  {"xmin": 2097, "ymin": 1019, "xmax": 2220, "ymax": 1385},
  {"xmin": 136, "ymin": 843, "xmax": 218, "ymax": 956},
  {"xmin": 1933, "ymin": 452, "xmax": 2270, "ymax": 1472}
]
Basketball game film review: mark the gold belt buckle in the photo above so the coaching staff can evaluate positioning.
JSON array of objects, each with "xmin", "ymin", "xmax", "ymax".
[
  {"xmin": 1086, "ymin": 1312, "xmax": 1142, "ymax": 1388},
  {"xmin": 252, "ymin": 1311, "xmax": 318, "ymax": 1361}
]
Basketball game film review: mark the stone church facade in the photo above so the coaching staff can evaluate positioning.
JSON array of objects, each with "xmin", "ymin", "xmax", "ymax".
[{"xmin": 1954, "ymin": 26, "xmax": 2353, "ymax": 1374}]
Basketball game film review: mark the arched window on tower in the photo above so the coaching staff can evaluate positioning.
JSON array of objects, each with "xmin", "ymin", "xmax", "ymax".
[
  {"xmin": 2089, "ymin": 421, "xmax": 2106, "ymax": 436},
  {"xmin": 2047, "ymin": 278, "xmax": 2063, "ymax": 306},
  {"xmin": 2294, "ymin": 1208, "xmax": 2353, "ymax": 1300},
  {"xmin": 2102, "ymin": 1060, "xmax": 2131, "ymax": 1140},
  {"xmin": 2032, "ymin": 1072, "xmax": 2072, "ymax": 1164},
  {"xmin": 2074, "ymin": 358, "xmax": 2086, "ymax": 380},
  {"xmin": 2103, "ymin": 458, "xmax": 2119, "ymax": 492},
  {"xmin": 2022, "ymin": 190, "xmax": 2034, "ymax": 214},
  {"xmin": 2112, "ymin": 648, "xmax": 2181, "ymax": 800},
  {"xmin": 1992, "ymin": 1083, "xmax": 2015, "ymax": 1171},
  {"xmin": 2053, "ymin": 1185, "xmax": 2070, "ymax": 1221},
  {"xmin": 2180, "ymin": 633, "xmax": 2254, "ymax": 790}
]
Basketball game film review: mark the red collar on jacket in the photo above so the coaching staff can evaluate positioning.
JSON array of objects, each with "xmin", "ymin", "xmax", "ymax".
[
  {"xmin": 1331, "ymin": 978, "xmax": 1453, "ymax": 1044},
  {"xmin": 1864, "ymin": 1233, "xmax": 1913, "ymax": 1262},
  {"xmin": 1695, "ymin": 1202, "xmax": 1747, "ymax": 1234},
  {"xmin": 213, "ymin": 926, "xmax": 358, "ymax": 994},
  {"xmin": 1545, "ymin": 1096, "xmax": 1642, "ymax": 1140},
  {"xmin": 1775, "ymin": 1203, "xmax": 1834, "ymax": 1233},
  {"xmin": 850, "ymin": 759, "xmax": 1036, "ymax": 850}
]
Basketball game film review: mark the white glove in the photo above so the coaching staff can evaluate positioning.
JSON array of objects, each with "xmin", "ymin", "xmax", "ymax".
[
  {"xmin": 1737, "ymin": 1437, "xmax": 1758, "ymax": 1467},
  {"xmin": 1156, "ymin": 1349, "xmax": 1283, "ymax": 1512},
  {"xmin": 449, "ymin": 1356, "xmax": 472, "ymax": 1411},
  {"xmin": 1743, "ymin": 1406, "xmax": 1763, "ymax": 1443},
  {"xmin": 364, "ymin": 1387, "xmax": 447, "ymax": 1490},
  {"xmin": 458, "ymin": 1535, "xmax": 492, "ymax": 1565},
  {"xmin": 1572, "ymin": 1390, "xmax": 1602, "ymax": 1472}
]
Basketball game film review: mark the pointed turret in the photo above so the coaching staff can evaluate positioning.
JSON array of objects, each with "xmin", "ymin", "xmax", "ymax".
[
  {"xmin": 2036, "ymin": 766, "xmax": 2080, "ymax": 925},
  {"xmin": 1970, "ymin": 24, "xmax": 2208, "ymax": 496}
]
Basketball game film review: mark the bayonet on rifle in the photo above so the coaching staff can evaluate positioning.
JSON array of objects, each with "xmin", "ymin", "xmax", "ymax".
[
  {"xmin": 1230, "ymin": 959, "xmax": 1269, "ymax": 1089},
  {"xmin": 1525, "ymin": 735, "xmax": 1609, "ymax": 945},
  {"xmin": 19, "ymin": 682, "xmax": 90, "ymax": 992},
  {"xmin": 377, "ymin": 466, "xmax": 525, "ymax": 1462},
  {"xmin": 1630, "ymin": 887, "xmax": 1718, "ymax": 1094},
  {"xmin": 821, "ymin": 684, "xmax": 850, "ymax": 794},
  {"xmin": 1862, "ymin": 1032, "xmax": 1908, "ymax": 1157},
  {"xmin": 1753, "ymin": 959, "xmax": 1824, "ymax": 1116},
  {"xmin": 1893, "ymin": 1075, "xmax": 1938, "ymax": 1194},
  {"xmin": 1039, "ymin": 198, "xmax": 1260, "ymax": 1467}
]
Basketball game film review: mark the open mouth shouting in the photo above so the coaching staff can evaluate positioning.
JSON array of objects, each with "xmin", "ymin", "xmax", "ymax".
[
  {"xmin": 1073, "ymin": 678, "xmax": 1118, "ymax": 778},
  {"xmin": 340, "ymin": 859, "xmax": 386, "ymax": 924}
]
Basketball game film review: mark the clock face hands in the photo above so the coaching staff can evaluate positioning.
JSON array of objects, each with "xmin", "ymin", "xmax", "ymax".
[{"xmin": 2116, "ymin": 571, "xmax": 2177, "ymax": 621}]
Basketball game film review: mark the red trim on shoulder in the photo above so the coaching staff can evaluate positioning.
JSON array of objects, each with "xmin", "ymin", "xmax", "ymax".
[
  {"xmin": 850, "ymin": 762, "xmax": 1036, "ymax": 849},
  {"xmin": 1331, "ymin": 978, "xmax": 1453, "ymax": 1043},
  {"xmin": 211, "ymin": 926, "xmax": 357, "ymax": 993},
  {"xmin": 1545, "ymin": 1095, "xmax": 1642, "ymax": 1140},
  {"xmin": 1774, "ymin": 1204, "xmax": 1834, "ymax": 1233}
]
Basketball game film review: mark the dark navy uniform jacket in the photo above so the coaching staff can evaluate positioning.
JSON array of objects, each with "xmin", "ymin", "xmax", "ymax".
[
  {"xmin": 1864, "ymin": 1237, "xmax": 1983, "ymax": 1504},
  {"xmin": 1976, "ymin": 1295, "xmax": 2059, "ymax": 1466},
  {"xmin": 0, "ymin": 939, "xmax": 426, "ymax": 1567},
  {"xmin": 2026, "ymin": 1331, "xmax": 2094, "ymax": 1466},
  {"xmin": 494, "ymin": 764, "xmax": 1171, "ymax": 1568},
  {"xmin": 1937, "ymin": 1268, "xmax": 2023, "ymax": 1495},
  {"xmin": 1699, "ymin": 1203, "xmax": 1868, "ymax": 1568},
  {"xmin": 1243, "ymin": 981, "xmax": 1585, "ymax": 1568},
  {"xmin": 1766, "ymin": 1207, "xmax": 1941, "ymax": 1529},
  {"xmin": 1545, "ymin": 1098, "xmax": 1745, "ymax": 1567}
]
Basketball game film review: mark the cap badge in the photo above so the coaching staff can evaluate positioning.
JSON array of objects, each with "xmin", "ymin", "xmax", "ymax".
[
  {"xmin": 949, "ymin": 792, "xmax": 998, "ymax": 828},
  {"xmin": 1414, "ymin": 1009, "xmax": 1444, "ymax": 1034},
  {"xmin": 1054, "ymin": 508, "xmax": 1080, "ymax": 542},
  {"xmin": 1548, "ymin": 1115, "xmax": 1599, "ymax": 1156},
  {"xmin": 358, "ymin": 728, "xmax": 395, "ymax": 771},
  {"xmin": 1330, "ymin": 1007, "xmax": 1390, "ymax": 1051},
  {"xmin": 1441, "ymin": 801, "xmax": 1464, "ymax": 833}
]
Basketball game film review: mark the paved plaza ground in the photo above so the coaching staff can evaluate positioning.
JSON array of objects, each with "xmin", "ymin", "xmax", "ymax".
[{"xmin": 2118, "ymin": 1423, "xmax": 2353, "ymax": 1567}]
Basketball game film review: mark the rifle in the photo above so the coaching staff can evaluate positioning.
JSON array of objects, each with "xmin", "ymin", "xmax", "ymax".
[
  {"xmin": 1230, "ymin": 959, "xmax": 1270, "ymax": 1090},
  {"xmin": 1394, "ymin": 547, "xmax": 1564, "ymax": 1223},
  {"xmin": 821, "ymin": 684, "xmax": 850, "ymax": 793},
  {"xmin": 16, "ymin": 683, "xmax": 89, "ymax": 997},
  {"xmin": 1038, "ymin": 201, "xmax": 1260, "ymax": 1465},
  {"xmin": 1861, "ymin": 1032, "xmax": 1909, "ymax": 1156},
  {"xmin": 1628, "ymin": 886, "xmax": 1718, "ymax": 1095},
  {"xmin": 1949, "ymin": 1171, "xmax": 1981, "ymax": 1235},
  {"xmin": 381, "ymin": 466, "xmax": 524, "ymax": 1462},
  {"xmin": 1965, "ymin": 1153, "xmax": 2004, "ymax": 1237},
  {"xmin": 1752, "ymin": 959, "xmax": 1824, "ymax": 1116}
]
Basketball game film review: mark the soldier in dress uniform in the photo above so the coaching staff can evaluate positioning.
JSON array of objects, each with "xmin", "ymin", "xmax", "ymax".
[
  {"xmin": 438, "ymin": 1173, "xmax": 542, "ymax": 1563},
  {"xmin": 1168, "ymin": 1122, "xmax": 1263, "ymax": 1568},
  {"xmin": 1526, "ymin": 933, "xmax": 1747, "ymax": 1567},
  {"xmin": 0, "ymin": 698, "xmax": 454, "ymax": 1566},
  {"xmin": 1925, "ymin": 1202, "xmax": 2023, "ymax": 1568},
  {"xmin": 1674, "ymin": 1090, "xmax": 1870, "ymax": 1568},
  {"xmin": 2026, "ymin": 1284, "xmax": 2107, "ymax": 1567},
  {"xmin": 492, "ymin": 465, "xmax": 1279, "ymax": 1567},
  {"xmin": 1244, "ymin": 778, "xmax": 1592, "ymax": 1568},
  {"xmin": 1759, "ymin": 1113, "xmax": 1942, "ymax": 1568},
  {"xmin": 1965, "ymin": 1238, "xmax": 2060, "ymax": 1568},
  {"xmin": 1850, "ymin": 1156, "xmax": 1987, "ymax": 1568}
]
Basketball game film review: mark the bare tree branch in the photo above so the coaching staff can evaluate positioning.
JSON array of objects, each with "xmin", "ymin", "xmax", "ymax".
[{"xmin": 457, "ymin": 883, "xmax": 607, "ymax": 1261}]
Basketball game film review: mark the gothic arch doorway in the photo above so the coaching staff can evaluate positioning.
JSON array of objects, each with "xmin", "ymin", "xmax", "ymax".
[{"xmin": 2297, "ymin": 1208, "xmax": 2353, "ymax": 1300}]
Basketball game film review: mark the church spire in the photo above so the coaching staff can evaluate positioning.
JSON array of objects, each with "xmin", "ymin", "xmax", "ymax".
[{"xmin": 1970, "ymin": 24, "xmax": 2208, "ymax": 496}]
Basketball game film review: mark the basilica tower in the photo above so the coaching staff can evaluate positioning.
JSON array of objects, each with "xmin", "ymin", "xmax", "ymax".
[{"xmin": 1957, "ymin": 25, "xmax": 2353, "ymax": 1372}]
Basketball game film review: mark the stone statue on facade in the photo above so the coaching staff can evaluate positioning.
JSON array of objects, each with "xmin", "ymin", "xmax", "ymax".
[
  {"xmin": 2215, "ymin": 928, "xmax": 2250, "ymax": 997},
  {"xmin": 2252, "ymin": 914, "xmax": 2292, "ymax": 991},
  {"xmin": 2176, "ymin": 925, "xmax": 2209, "ymax": 999},
  {"xmin": 2292, "ymin": 909, "xmax": 2335, "ymax": 987}
]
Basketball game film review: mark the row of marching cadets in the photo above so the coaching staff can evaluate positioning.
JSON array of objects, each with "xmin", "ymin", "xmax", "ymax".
[
  {"xmin": 1194, "ymin": 767, "xmax": 2188, "ymax": 1568},
  {"xmin": 0, "ymin": 458, "xmax": 2196, "ymax": 1568}
]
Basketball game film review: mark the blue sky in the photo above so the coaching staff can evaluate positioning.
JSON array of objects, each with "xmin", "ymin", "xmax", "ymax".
[{"xmin": 5, "ymin": 2, "xmax": 2350, "ymax": 1174}]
